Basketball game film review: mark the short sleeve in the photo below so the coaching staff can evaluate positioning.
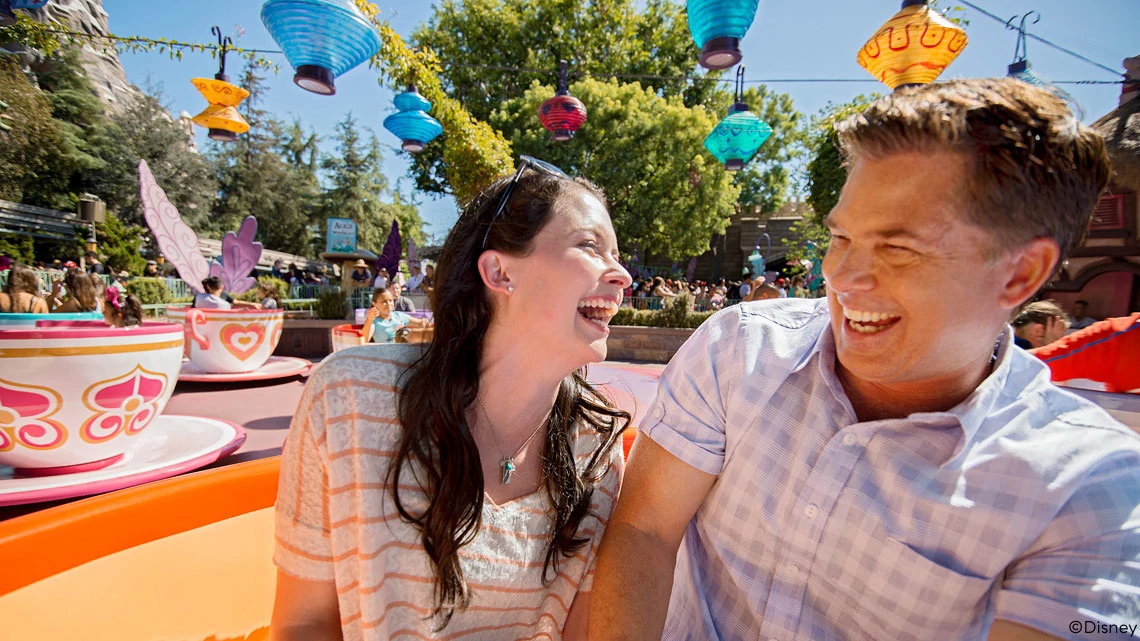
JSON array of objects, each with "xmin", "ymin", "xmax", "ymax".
[
  {"xmin": 640, "ymin": 308, "xmax": 742, "ymax": 476},
  {"xmin": 993, "ymin": 451, "xmax": 1140, "ymax": 638},
  {"xmin": 579, "ymin": 444, "xmax": 625, "ymax": 593},
  {"xmin": 273, "ymin": 371, "xmax": 336, "ymax": 581}
]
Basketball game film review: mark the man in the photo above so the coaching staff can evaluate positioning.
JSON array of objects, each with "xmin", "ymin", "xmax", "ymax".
[
  {"xmin": 387, "ymin": 280, "xmax": 415, "ymax": 313},
  {"xmin": 590, "ymin": 79, "xmax": 1138, "ymax": 641},
  {"xmin": 349, "ymin": 259, "xmax": 371, "ymax": 288},
  {"xmin": 1032, "ymin": 312, "xmax": 1140, "ymax": 393},
  {"xmin": 1068, "ymin": 299, "xmax": 1097, "ymax": 331},
  {"xmin": 405, "ymin": 262, "xmax": 426, "ymax": 293},
  {"xmin": 1011, "ymin": 300, "xmax": 1069, "ymax": 349},
  {"xmin": 737, "ymin": 276, "xmax": 752, "ymax": 301},
  {"xmin": 775, "ymin": 277, "xmax": 789, "ymax": 298},
  {"xmin": 84, "ymin": 251, "xmax": 105, "ymax": 275},
  {"xmin": 143, "ymin": 260, "xmax": 159, "ymax": 277}
]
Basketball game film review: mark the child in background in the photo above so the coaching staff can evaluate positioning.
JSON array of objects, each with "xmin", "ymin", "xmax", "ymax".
[{"xmin": 103, "ymin": 287, "xmax": 144, "ymax": 327}]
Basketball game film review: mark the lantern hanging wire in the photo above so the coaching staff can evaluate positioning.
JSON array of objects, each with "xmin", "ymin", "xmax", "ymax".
[
  {"xmin": 190, "ymin": 26, "xmax": 250, "ymax": 143},
  {"xmin": 538, "ymin": 60, "xmax": 588, "ymax": 142},
  {"xmin": 703, "ymin": 66, "xmax": 772, "ymax": 171},
  {"xmin": 1004, "ymin": 11, "xmax": 1083, "ymax": 118}
]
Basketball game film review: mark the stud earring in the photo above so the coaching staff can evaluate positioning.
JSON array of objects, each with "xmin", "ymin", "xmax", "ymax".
[{"xmin": 507, "ymin": 285, "xmax": 514, "ymax": 292}]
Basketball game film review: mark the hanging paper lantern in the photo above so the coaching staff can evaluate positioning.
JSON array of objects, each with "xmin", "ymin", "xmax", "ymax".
[
  {"xmin": 1005, "ymin": 13, "xmax": 1083, "ymax": 118},
  {"xmin": 261, "ymin": 0, "xmax": 382, "ymax": 96},
  {"xmin": 191, "ymin": 78, "xmax": 250, "ymax": 142},
  {"xmin": 857, "ymin": 0, "xmax": 967, "ymax": 90},
  {"xmin": 539, "ymin": 61, "xmax": 587, "ymax": 142},
  {"xmin": 704, "ymin": 67, "xmax": 772, "ymax": 171},
  {"xmin": 383, "ymin": 85, "xmax": 443, "ymax": 154},
  {"xmin": 11, "ymin": 1, "xmax": 50, "ymax": 8},
  {"xmin": 189, "ymin": 27, "xmax": 249, "ymax": 143},
  {"xmin": 687, "ymin": 0, "xmax": 759, "ymax": 70}
]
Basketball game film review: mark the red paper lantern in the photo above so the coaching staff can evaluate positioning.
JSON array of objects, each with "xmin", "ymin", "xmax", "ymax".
[{"xmin": 539, "ymin": 61, "xmax": 587, "ymax": 142}]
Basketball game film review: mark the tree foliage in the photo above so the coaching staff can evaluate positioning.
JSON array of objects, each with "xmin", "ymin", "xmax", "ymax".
[
  {"xmin": 86, "ymin": 212, "xmax": 148, "ymax": 275},
  {"xmin": 494, "ymin": 77, "xmax": 740, "ymax": 259},
  {"xmin": 0, "ymin": 55, "xmax": 72, "ymax": 206},
  {"xmin": 315, "ymin": 114, "xmax": 423, "ymax": 255}
]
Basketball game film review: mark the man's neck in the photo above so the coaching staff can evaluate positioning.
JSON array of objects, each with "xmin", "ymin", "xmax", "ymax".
[{"xmin": 836, "ymin": 352, "xmax": 995, "ymax": 423}]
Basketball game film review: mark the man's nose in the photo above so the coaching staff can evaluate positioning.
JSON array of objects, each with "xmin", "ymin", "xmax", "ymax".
[{"xmin": 822, "ymin": 245, "xmax": 875, "ymax": 293}]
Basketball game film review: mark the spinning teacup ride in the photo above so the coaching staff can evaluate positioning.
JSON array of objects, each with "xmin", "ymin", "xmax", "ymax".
[
  {"xmin": 166, "ymin": 305, "xmax": 308, "ymax": 382},
  {"xmin": 0, "ymin": 320, "xmax": 245, "ymax": 506}
]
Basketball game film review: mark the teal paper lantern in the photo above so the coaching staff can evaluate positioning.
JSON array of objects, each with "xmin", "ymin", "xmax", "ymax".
[
  {"xmin": 704, "ymin": 67, "xmax": 772, "ymax": 171},
  {"xmin": 260, "ymin": 0, "xmax": 382, "ymax": 96},
  {"xmin": 383, "ymin": 85, "xmax": 443, "ymax": 153},
  {"xmin": 687, "ymin": 0, "xmax": 760, "ymax": 70}
]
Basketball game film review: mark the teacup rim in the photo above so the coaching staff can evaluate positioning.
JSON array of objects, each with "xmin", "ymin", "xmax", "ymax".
[{"xmin": 0, "ymin": 321, "xmax": 183, "ymax": 341}]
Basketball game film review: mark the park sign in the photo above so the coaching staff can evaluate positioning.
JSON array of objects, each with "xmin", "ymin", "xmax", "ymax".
[{"xmin": 326, "ymin": 218, "xmax": 357, "ymax": 253}]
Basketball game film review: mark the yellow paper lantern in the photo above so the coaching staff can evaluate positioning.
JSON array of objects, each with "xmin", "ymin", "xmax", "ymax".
[
  {"xmin": 857, "ymin": 0, "xmax": 967, "ymax": 90},
  {"xmin": 190, "ymin": 77, "xmax": 250, "ymax": 142}
]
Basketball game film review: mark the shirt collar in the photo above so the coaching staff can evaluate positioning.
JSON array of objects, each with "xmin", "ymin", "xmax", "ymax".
[{"xmin": 804, "ymin": 319, "xmax": 1017, "ymax": 464}]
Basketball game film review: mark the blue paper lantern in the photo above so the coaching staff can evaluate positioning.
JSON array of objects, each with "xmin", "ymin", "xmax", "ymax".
[
  {"xmin": 687, "ymin": 0, "xmax": 760, "ymax": 70},
  {"xmin": 1005, "ymin": 12, "xmax": 1083, "ymax": 118},
  {"xmin": 11, "ymin": 0, "xmax": 50, "ymax": 7},
  {"xmin": 383, "ymin": 85, "xmax": 443, "ymax": 154},
  {"xmin": 704, "ymin": 68, "xmax": 772, "ymax": 171},
  {"xmin": 261, "ymin": 0, "xmax": 382, "ymax": 96}
]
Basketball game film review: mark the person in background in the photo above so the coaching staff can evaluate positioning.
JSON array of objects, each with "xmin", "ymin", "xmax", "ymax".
[
  {"xmin": 1067, "ymin": 299, "xmax": 1097, "ymax": 331},
  {"xmin": 144, "ymin": 260, "xmax": 159, "ymax": 277},
  {"xmin": 84, "ymin": 251, "xmax": 105, "ymax": 275},
  {"xmin": 193, "ymin": 276, "xmax": 231, "ymax": 310},
  {"xmin": 372, "ymin": 265, "xmax": 388, "ymax": 290},
  {"xmin": 737, "ymin": 276, "xmax": 752, "ymax": 300},
  {"xmin": 1011, "ymin": 300, "xmax": 1069, "ymax": 349},
  {"xmin": 744, "ymin": 282, "xmax": 780, "ymax": 302},
  {"xmin": 271, "ymin": 259, "xmax": 287, "ymax": 281},
  {"xmin": 590, "ymin": 78, "xmax": 1137, "ymax": 641},
  {"xmin": 259, "ymin": 282, "xmax": 281, "ymax": 310},
  {"xmin": 1031, "ymin": 312, "xmax": 1140, "ymax": 393},
  {"xmin": 388, "ymin": 280, "xmax": 416, "ymax": 313},
  {"xmin": 421, "ymin": 263, "xmax": 435, "ymax": 295},
  {"xmin": 775, "ymin": 277, "xmax": 788, "ymax": 298},
  {"xmin": 102, "ymin": 286, "xmax": 144, "ymax": 327},
  {"xmin": 50, "ymin": 268, "xmax": 100, "ymax": 313},
  {"xmin": 361, "ymin": 287, "xmax": 427, "ymax": 343},
  {"xmin": 0, "ymin": 263, "xmax": 49, "ymax": 313},
  {"xmin": 790, "ymin": 275, "xmax": 809, "ymax": 298},
  {"xmin": 405, "ymin": 263, "xmax": 426, "ymax": 293}
]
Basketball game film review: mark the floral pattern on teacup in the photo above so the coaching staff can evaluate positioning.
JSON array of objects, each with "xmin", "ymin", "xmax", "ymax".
[
  {"xmin": 80, "ymin": 365, "xmax": 168, "ymax": 444},
  {"xmin": 0, "ymin": 379, "xmax": 68, "ymax": 452}
]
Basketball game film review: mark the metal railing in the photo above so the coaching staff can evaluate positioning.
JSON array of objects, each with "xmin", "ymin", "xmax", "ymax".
[{"xmin": 623, "ymin": 296, "xmax": 742, "ymax": 312}]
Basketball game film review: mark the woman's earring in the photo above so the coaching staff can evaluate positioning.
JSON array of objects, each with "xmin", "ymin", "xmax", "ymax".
[{"xmin": 507, "ymin": 285, "xmax": 514, "ymax": 292}]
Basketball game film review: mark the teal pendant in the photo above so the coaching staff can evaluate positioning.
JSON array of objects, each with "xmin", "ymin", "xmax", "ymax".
[{"xmin": 500, "ymin": 458, "xmax": 516, "ymax": 485}]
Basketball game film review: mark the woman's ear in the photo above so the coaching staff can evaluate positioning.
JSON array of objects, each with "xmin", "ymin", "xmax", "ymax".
[{"xmin": 477, "ymin": 251, "xmax": 514, "ymax": 295}]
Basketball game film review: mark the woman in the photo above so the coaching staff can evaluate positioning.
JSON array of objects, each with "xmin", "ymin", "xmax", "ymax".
[
  {"xmin": 361, "ymin": 286, "xmax": 428, "ymax": 343},
  {"xmin": 0, "ymin": 263, "xmax": 49, "ymax": 313},
  {"xmin": 649, "ymin": 276, "xmax": 674, "ymax": 299},
  {"xmin": 102, "ymin": 287, "xmax": 144, "ymax": 327},
  {"xmin": 270, "ymin": 157, "xmax": 632, "ymax": 640},
  {"xmin": 259, "ymin": 282, "xmax": 281, "ymax": 310},
  {"xmin": 50, "ymin": 268, "xmax": 100, "ymax": 313}
]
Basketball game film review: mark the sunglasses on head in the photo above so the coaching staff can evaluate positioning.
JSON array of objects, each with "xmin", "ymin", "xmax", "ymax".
[{"xmin": 480, "ymin": 155, "xmax": 571, "ymax": 250}]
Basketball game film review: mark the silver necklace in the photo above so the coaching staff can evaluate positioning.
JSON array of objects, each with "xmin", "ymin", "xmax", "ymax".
[{"xmin": 476, "ymin": 397, "xmax": 548, "ymax": 485}]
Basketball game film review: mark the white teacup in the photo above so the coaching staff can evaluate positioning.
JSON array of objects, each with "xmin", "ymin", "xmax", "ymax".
[
  {"xmin": 0, "ymin": 321, "xmax": 184, "ymax": 472},
  {"xmin": 166, "ymin": 307, "xmax": 284, "ymax": 374},
  {"xmin": 331, "ymin": 323, "xmax": 365, "ymax": 353}
]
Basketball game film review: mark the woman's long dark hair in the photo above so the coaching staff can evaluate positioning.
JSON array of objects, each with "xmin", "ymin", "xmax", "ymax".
[
  {"xmin": 65, "ymin": 268, "xmax": 98, "ymax": 311},
  {"xmin": 391, "ymin": 170, "xmax": 630, "ymax": 629}
]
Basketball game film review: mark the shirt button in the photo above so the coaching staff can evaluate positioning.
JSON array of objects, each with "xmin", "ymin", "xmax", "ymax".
[
  {"xmin": 787, "ymin": 564, "xmax": 801, "ymax": 577},
  {"xmin": 804, "ymin": 504, "xmax": 819, "ymax": 519},
  {"xmin": 843, "ymin": 432, "xmax": 858, "ymax": 446}
]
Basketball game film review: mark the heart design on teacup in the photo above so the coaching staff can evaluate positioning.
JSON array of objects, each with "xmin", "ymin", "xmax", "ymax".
[{"xmin": 220, "ymin": 323, "xmax": 266, "ymax": 361}]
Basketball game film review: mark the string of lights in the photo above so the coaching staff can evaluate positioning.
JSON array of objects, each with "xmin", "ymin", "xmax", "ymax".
[{"xmin": 31, "ymin": 26, "xmax": 1124, "ymax": 87}]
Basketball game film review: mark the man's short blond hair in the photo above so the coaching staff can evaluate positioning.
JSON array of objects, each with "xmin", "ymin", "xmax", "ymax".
[{"xmin": 837, "ymin": 78, "xmax": 1110, "ymax": 262}]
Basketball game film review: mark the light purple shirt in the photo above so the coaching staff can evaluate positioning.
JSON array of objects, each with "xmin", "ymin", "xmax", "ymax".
[{"xmin": 644, "ymin": 298, "xmax": 1140, "ymax": 641}]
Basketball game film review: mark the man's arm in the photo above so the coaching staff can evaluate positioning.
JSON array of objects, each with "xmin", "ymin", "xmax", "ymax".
[{"xmin": 588, "ymin": 434, "xmax": 717, "ymax": 641}]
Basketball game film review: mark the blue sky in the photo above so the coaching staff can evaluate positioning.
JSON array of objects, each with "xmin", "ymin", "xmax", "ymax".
[{"xmin": 106, "ymin": 0, "xmax": 1138, "ymax": 239}]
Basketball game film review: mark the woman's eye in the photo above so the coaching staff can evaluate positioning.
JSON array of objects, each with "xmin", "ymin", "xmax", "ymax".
[{"xmin": 580, "ymin": 240, "xmax": 598, "ymax": 250}]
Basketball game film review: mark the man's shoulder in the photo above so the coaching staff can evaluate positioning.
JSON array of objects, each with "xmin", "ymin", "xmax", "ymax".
[{"xmin": 684, "ymin": 298, "xmax": 830, "ymax": 373}]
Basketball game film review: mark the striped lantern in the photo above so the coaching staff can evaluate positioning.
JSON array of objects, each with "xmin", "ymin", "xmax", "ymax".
[
  {"xmin": 539, "ymin": 61, "xmax": 587, "ymax": 142},
  {"xmin": 686, "ymin": 0, "xmax": 760, "ymax": 70},
  {"xmin": 260, "ymin": 0, "xmax": 382, "ymax": 96},
  {"xmin": 857, "ymin": 0, "xmax": 967, "ymax": 90},
  {"xmin": 383, "ymin": 85, "xmax": 443, "ymax": 154}
]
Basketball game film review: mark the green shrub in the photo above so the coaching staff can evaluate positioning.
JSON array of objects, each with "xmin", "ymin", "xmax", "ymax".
[
  {"xmin": 126, "ymin": 277, "xmax": 171, "ymax": 306},
  {"xmin": 316, "ymin": 290, "xmax": 346, "ymax": 320},
  {"xmin": 610, "ymin": 292, "xmax": 716, "ymax": 329}
]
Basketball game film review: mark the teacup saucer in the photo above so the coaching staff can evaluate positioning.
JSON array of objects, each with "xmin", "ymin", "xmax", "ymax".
[
  {"xmin": 177, "ymin": 356, "xmax": 311, "ymax": 383},
  {"xmin": 0, "ymin": 415, "xmax": 245, "ymax": 506}
]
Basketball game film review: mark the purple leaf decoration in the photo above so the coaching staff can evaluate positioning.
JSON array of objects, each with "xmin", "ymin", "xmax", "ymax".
[
  {"xmin": 139, "ymin": 159, "xmax": 210, "ymax": 294},
  {"xmin": 374, "ymin": 219, "xmax": 401, "ymax": 280},
  {"xmin": 209, "ymin": 216, "xmax": 263, "ymax": 295}
]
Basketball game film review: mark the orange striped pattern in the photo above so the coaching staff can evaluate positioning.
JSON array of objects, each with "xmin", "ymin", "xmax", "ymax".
[{"xmin": 273, "ymin": 345, "xmax": 623, "ymax": 640}]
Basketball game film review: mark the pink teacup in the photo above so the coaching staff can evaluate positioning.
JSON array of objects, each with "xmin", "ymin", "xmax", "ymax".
[
  {"xmin": 166, "ymin": 307, "xmax": 284, "ymax": 374},
  {"xmin": 0, "ymin": 321, "xmax": 184, "ymax": 473}
]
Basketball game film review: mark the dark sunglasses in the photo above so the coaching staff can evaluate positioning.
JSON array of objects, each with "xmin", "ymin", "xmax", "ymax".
[{"xmin": 480, "ymin": 155, "xmax": 571, "ymax": 250}]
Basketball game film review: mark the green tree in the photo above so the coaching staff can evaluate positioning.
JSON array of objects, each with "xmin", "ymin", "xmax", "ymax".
[
  {"xmin": 85, "ymin": 212, "xmax": 148, "ymax": 275},
  {"xmin": 409, "ymin": 0, "xmax": 709, "ymax": 195},
  {"xmin": 316, "ymin": 114, "xmax": 423, "ymax": 255},
  {"xmin": 494, "ymin": 77, "xmax": 740, "ymax": 259},
  {"xmin": 93, "ymin": 84, "xmax": 216, "ymax": 232},
  {"xmin": 211, "ymin": 63, "xmax": 316, "ymax": 255},
  {"xmin": 0, "ymin": 55, "xmax": 71, "ymax": 206}
]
